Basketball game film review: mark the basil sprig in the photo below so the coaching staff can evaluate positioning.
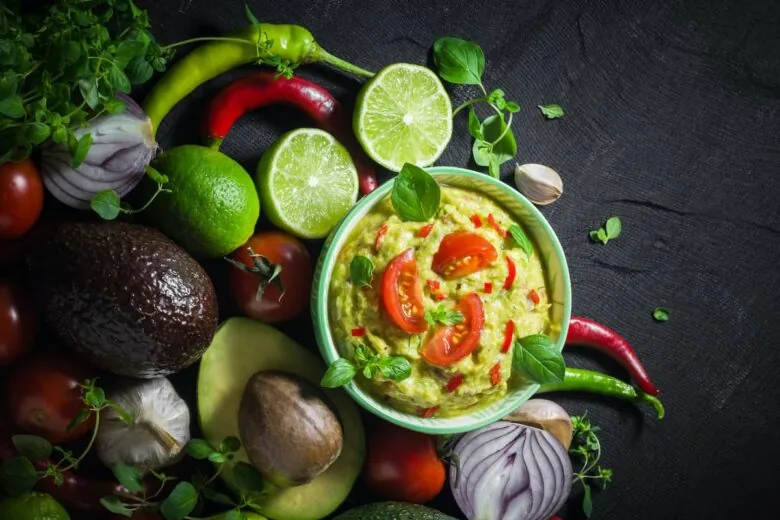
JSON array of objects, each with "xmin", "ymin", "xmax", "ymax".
[
  {"xmin": 391, "ymin": 163, "xmax": 441, "ymax": 222},
  {"xmin": 512, "ymin": 334, "xmax": 565, "ymax": 384}
]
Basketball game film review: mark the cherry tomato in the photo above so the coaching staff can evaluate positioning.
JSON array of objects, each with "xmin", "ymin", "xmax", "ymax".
[
  {"xmin": 364, "ymin": 422, "xmax": 445, "ymax": 503},
  {"xmin": 0, "ymin": 159, "xmax": 44, "ymax": 239},
  {"xmin": 422, "ymin": 293, "xmax": 485, "ymax": 366},
  {"xmin": 228, "ymin": 232, "xmax": 313, "ymax": 323},
  {"xmin": 5, "ymin": 351, "xmax": 96, "ymax": 444},
  {"xmin": 0, "ymin": 280, "xmax": 36, "ymax": 366},
  {"xmin": 381, "ymin": 248, "xmax": 427, "ymax": 334},
  {"xmin": 432, "ymin": 231, "xmax": 497, "ymax": 279}
]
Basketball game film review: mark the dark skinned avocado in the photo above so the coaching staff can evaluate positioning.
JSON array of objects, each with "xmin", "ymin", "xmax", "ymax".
[
  {"xmin": 239, "ymin": 371, "xmax": 344, "ymax": 487},
  {"xmin": 334, "ymin": 502, "xmax": 458, "ymax": 520},
  {"xmin": 28, "ymin": 221, "xmax": 218, "ymax": 378}
]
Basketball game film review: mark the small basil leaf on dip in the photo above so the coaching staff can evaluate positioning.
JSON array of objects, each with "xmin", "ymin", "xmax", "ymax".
[
  {"xmin": 350, "ymin": 255, "xmax": 374, "ymax": 287},
  {"xmin": 377, "ymin": 356, "xmax": 412, "ymax": 381},
  {"xmin": 425, "ymin": 305, "xmax": 464, "ymax": 326},
  {"xmin": 320, "ymin": 358, "xmax": 358, "ymax": 388},
  {"xmin": 512, "ymin": 334, "xmax": 565, "ymax": 384},
  {"xmin": 391, "ymin": 163, "xmax": 441, "ymax": 222},
  {"xmin": 509, "ymin": 224, "xmax": 533, "ymax": 257}
]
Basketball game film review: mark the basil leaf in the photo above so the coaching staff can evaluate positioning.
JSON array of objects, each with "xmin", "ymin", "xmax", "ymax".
[
  {"xmin": 126, "ymin": 56, "xmax": 153, "ymax": 86},
  {"xmin": 488, "ymin": 88, "xmax": 505, "ymax": 103},
  {"xmin": 160, "ymin": 481, "xmax": 198, "ymax": 520},
  {"xmin": 350, "ymin": 255, "xmax": 374, "ymax": 287},
  {"xmin": 71, "ymin": 132, "xmax": 92, "ymax": 168},
  {"xmin": 208, "ymin": 452, "xmax": 227, "ymax": 463},
  {"xmin": 512, "ymin": 334, "xmax": 565, "ymax": 384},
  {"xmin": 115, "ymin": 40, "xmax": 146, "ymax": 69},
  {"xmin": 605, "ymin": 216, "xmax": 622, "ymax": 239},
  {"xmin": 107, "ymin": 64, "xmax": 131, "ymax": 94},
  {"xmin": 111, "ymin": 464, "xmax": 145, "ymax": 493},
  {"xmin": 232, "ymin": 461, "xmax": 264, "ymax": 492},
  {"xmin": 488, "ymin": 154, "xmax": 500, "ymax": 178},
  {"xmin": 597, "ymin": 228, "xmax": 608, "ymax": 244},
  {"xmin": 186, "ymin": 439, "xmax": 216, "ymax": 460},
  {"xmin": 0, "ymin": 456, "xmax": 37, "ymax": 496},
  {"xmin": 467, "ymin": 108, "xmax": 483, "ymax": 140},
  {"xmin": 652, "ymin": 307, "xmax": 670, "ymax": 322},
  {"xmin": 481, "ymin": 115, "xmax": 516, "ymax": 165},
  {"xmin": 363, "ymin": 363, "xmax": 379, "ymax": 379},
  {"xmin": 432, "ymin": 37, "xmax": 485, "ymax": 85},
  {"xmin": 84, "ymin": 386, "xmax": 106, "ymax": 408},
  {"xmin": 25, "ymin": 122, "xmax": 50, "ymax": 145},
  {"xmin": 219, "ymin": 436, "xmax": 241, "ymax": 454},
  {"xmin": 78, "ymin": 78, "xmax": 99, "ymax": 110},
  {"xmin": 353, "ymin": 344, "xmax": 373, "ymax": 364},
  {"xmin": 377, "ymin": 356, "xmax": 412, "ymax": 381},
  {"xmin": 0, "ymin": 94, "xmax": 24, "ymax": 118},
  {"xmin": 321, "ymin": 358, "xmax": 357, "ymax": 388},
  {"xmin": 472, "ymin": 139, "xmax": 492, "ymax": 167},
  {"xmin": 509, "ymin": 224, "xmax": 534, "ymax": 257},
  {"xmin": 391, "ymin": 163, "xmax": 441, "ymax": 222},
  {"xmin": 104, "ymin": 98, "xmax": 127, "ymax": 114},
  {"xmin": 12, "ymin": 434, "xmax": 52, "ymax": 462},
  {"xmin": 100, "ymin": 496, "xmax": 134, "ymax": 517},
  {"xmin": 425, "ymin": 305, "xmax": 464, "ymax": 326},
  {"xmin": 66, "ymin": 408, "xmax": 91, "ymax": 432},
  {"xmin": 588, "ymin": 230, "xmax": 601, "ymax": 243},
  {"xmin": 505, "ymin": 101, "xmax": 521, "ymax": 113},
  {"xmin": 582, "ymin": 482, "xmax": 593, "ymax": 517},
  {"xmin": 91, "ymin": 190, "xmax": 121, "ymax": 220},
  {"xmin": 539, "ymin": 104, "xmax": 565, "ymax": 119}
]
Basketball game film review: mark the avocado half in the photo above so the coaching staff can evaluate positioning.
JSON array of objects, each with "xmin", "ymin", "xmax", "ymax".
[
  {"xmin": 334, "ymin": 502, "xmax": 458, "ymax": 520},
  {"xmin": 197, "ymin": 318, "xmax": 365, "ymax": 520},
  {"xmin": 28, "ymin": 221, "xmax": 218, "ymax": 378}
]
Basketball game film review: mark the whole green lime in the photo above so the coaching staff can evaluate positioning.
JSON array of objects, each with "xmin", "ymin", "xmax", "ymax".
[
  {"xmin": 144, "ymin": 145, "xmax": 260, "ymax": 258},
  {"xmin": 0, "ymin": 492, "xmax": 70, "ymax": 520}
]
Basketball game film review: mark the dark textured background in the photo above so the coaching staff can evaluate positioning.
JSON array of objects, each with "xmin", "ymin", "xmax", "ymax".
[{"xmin": 137, "ymin": 0, "xmax": 780, "ymax": 518}]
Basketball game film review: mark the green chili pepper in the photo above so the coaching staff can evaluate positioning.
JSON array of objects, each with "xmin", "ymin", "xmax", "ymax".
[
  {"xmin": 143, "ymin": 24, "xmax": 374, "ymax": 135},
  {"xmin": 538, "ymin": 367, "xmax": 665, "ymax": 419}
]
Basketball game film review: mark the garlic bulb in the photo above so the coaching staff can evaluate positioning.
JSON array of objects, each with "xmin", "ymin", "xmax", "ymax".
[
  {"xmin": 97, "ymin": 378, "xmax": 190, "ymax": 471},
  {"xmin": 514, "ymin": 163, "xmax": 563, "ymax": 205}
]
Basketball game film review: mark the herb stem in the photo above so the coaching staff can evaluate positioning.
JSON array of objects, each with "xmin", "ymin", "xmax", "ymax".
[
  {"xmin": 59, "ymin": 411, "xmax": 100, "ymax": 472},
  {"xmin": 202, "ymin": 462, "xmax": 225, "ymax": 487},
  {"xmin": 490, "ymin": 112, "xmax": 513, "ymax": 146},
  {"xmin": 452, "ymin": 97, "xmax": 488, "ymax": 117},
  {"xmin": 126, "ymin": 185, "xmax": 171, "ymax": 214},
  {"xmin": 162, "ymin": 36, "xmax": 258, "ymax": 50},
  {"xmin": 478, "ymin": 82, "xmax": 488, "ymax": 97}
]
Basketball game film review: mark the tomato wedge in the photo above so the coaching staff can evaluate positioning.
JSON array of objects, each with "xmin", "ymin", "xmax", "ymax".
[
  {"xmin": 381, "ymin": 248, "xmax": 427, "ymax": 334},
  {"xmin": 422, "ymin": 293, "xmax": 485, "ymax": 366},
  {"xmin": 431, "ymin": 232, "xmax": 498, "ymax": 279}
]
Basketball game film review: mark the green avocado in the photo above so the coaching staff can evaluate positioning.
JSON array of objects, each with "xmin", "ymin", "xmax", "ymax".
[
  {"xmin": 334, "ymin": 502, "xmax": 458, "ymax": 520},
  {"xmin": 27, "ymin": 221, "xmax": 218, "ymax": 378},
  {"xmin": 197, "ymin": 318, "xmax": 365, "ymax": 520}
]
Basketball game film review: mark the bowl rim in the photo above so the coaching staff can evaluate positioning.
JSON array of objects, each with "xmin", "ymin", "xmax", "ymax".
[{"xmin": 312, "ymin": 166, "xmax": 572, "ymax": 434}]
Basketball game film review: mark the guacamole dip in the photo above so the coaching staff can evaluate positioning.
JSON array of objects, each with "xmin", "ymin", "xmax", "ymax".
[{"xmin": 328, "ymin": 186, "xmax": 551, "ymax": 417}]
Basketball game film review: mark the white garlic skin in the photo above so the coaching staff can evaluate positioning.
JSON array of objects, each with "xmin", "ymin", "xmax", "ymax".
[
  {"xmin": 514, "ymin": 163, "xmax": 563, "ymax": 205},
  {"xmin": 97, "ymin": 378, "xmax": 191, "ymax": 471}
]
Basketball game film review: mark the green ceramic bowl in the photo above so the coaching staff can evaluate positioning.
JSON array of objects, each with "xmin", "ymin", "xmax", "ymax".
[{"xmin": 311, "ymin": 166, "xmax": 571, "ymax": 434}]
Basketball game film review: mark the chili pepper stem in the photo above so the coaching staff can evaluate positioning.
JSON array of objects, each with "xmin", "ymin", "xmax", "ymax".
[
  {"xmin": 207, "ymin": 138, "xmax": 223, "ymax": 151},
  {"xmin": 310, "ymin": 44, "xmax": 375, "ymax": 78}
]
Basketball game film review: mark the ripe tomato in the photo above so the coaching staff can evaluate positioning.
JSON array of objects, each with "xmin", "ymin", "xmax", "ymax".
[
  {"xmin": 0, "ymin": 281, "xmax": 36, "ymax": 366},
  {"xmin": 5, "ymin": 351, "xmax": 96, "ymax": 444},
  {"xmin": 228, "ymin": 232, "xmax": 313, "ymax": 323},
  {"xmin": 381, "ymin": 248, "xmax": 427, "ymax": 334},
  {"xmin": 364, "ymin": 422, "xmax": 445, "ymax": 503},
  {"xmin": 0, "ymin": 159, "xmax": 44, "ymax": 240},
  {"xmin": 432, "ymin": 231, "xmax": 497, "ymax": 279},
  {"xmin": 422, "ymin": 293, "xmax": 485, "ymax": 366}
]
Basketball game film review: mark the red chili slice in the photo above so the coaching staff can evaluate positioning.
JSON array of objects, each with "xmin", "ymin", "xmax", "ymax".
[
  {"xmin": 503, "ymin": 255, "xmax": 517, "ymax": 290},
  {"xmin": 420, "ymin": 406, "xmax": 440, "ymax": 418},
  {"xmin": 483, "ymin": 282, "xmax": 493, "ymax": 294},
  {"xmin": 501, "ymin": 320, "xmax": 515, "ymax": 353},
  {"xmin": 433, "ymin": 293, "xmax": 447, "ymax": 301},
  {"xmin": 487, "ymin": 214, "xmax": 507, "ymax": 238},
  {"xmin": 446, "ymin": 373, "xmax": 464, "ymax": 393},
  {"xmin": 418, "ymin": 223, "xmax": 434, "ymax": 238},
  {"xmin": 470, "ymin": 215, "xmax": 482, "ymax": 228},
  {"xmin": 421, "ymin": 293, "xmax": 485, "ymax": 366},
  {"xmin": 380, "ymin": 248, "xmax": 427, "ymax": 334},
  {"xmin": 351, "ymin": 327, "xmax": 366, "ymax": 337},
  {"xmin": 490, "ymin": 362, "xmax": 502, "ymax": 385},
  {"xmin": 528, "ymin": 289, "xmax": 540, "ymax": 305},
  {"xmin": 375, "ymin": 223, "xmax": 389, "ymax": 252},
  {"xmin": 426, "ymin": 279, "xmax": 441, "ymax": 292},
  {"xmin": 432, "ymin": 232, "xmax": 498, "ymax": 280}
]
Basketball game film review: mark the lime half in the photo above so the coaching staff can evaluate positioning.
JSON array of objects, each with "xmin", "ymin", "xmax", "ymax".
[
  {"xmin": 354, "ymin": 63, "xmax": 453, "ymax": 172},
  {"xmin": 256, "ymin": 128, "xmax": 359, "ymax": 239}
]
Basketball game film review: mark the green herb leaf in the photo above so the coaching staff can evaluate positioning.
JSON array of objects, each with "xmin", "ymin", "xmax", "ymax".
[
  {"xmin": 512, "ymin": 334, "xmax": 565, "ymax": 384},
  {"xmin": 0, "ymin": 94, "xmax": 24, "ymax": 118},
  {"xmin": 160, "ymin": 481, "xmax": 198, "ymax": 520},
  {"xmin": 321, "ymin": 358, "xmax": 357, "ymax": 388},
  {"xmin": 186, "ymin": 439, "xmax": 216, "ymax": 460},
  {"xmin": 505, "ymin": 101, "xmax": 521, "ymax": 113},
  {"xmin": 66, "ymin": 408, "xmax": 91, "ymax": 432},
  {"xmin": 488, "ymin": 88, "xmax": 505, "ymax": 104},
  {"xmin": 244, "ymin": 2, "xmax": 262, "ymax": 28},
  {"xmin": 488, "ymin": 154, "xmax": 500, "ymax": 178},
  {"xmin": 377, "ymin": 356, "xmax": 412, "ymax": 381},
  {"xmin": 78, "ymin": 79, "xmax": 99, "ymax": 110},
  {"xmin": 0, "ymin": 456, "xmax": 38, "ymax": 496},
  {"xmin": 232, "ymin": 461, "xmax": 264, "ymax": 492},
  {"xmin": 539, "ymin": 104, "xmax": 565, "ymax": 119},
  {"xmin": 208, "ymin": 452, "xmax": 227, "ymax": 464},
  {"xmin": 595, "ymin": 228, "xmax": 608, "ymax": 244},
  {"xmin": 472, "ymin": 139, "xmax": 492, "ymax": 167},
  {"xmin": 353, "ymin": 344, "xmax": 374, "ymax": 364},
  {"xmin": 391, "ymin": 163, "xmax": 441, "ymax": 222},
  {"xmin": 219, "ymin": 436, "xmax": 242, "ymax": 454},
  {"xmin": 508, "ymin": 224, "xmax": 534, "ymax": 257},
  {"xmin": 432, "ymin": 37, "xmax": 485, "ymax": 85},
  {"xmin": 225, "ymin": 510, "xmax": 247, "ymax": 520},
  {"xmin": 104, "ymin": 98, "xmax": 127, "ymax": 114},
  {"xmin": 480, "ymin": 114, "xmax": 517, "ymax": 165},
  {"xmin": 71, "ymin": 133, "xmax": 93, "ymax": 168},
  {"xmin": 12, "ymin": 434, "xmax": 52, "ymax": 462},
  {"xmin": 91, "ymin": 190, "xmax": 122, "ymax": 220},
  {"xmin": 582, "ymin": 482, "xmax": 593, "ymax": 517},
  {"xmin": 107, "ymin": 401, "xmax": 133, "ymax": 425},
  {"xmin": 145, "ymin": 164, "xmax": 169, "ymax": 185},
  {"xmin": 201, "ymin": 486, "xmax": 236, "ymax": 506},
  {"xmin": 350, "ymin": 255, "xmax": 374, "ymax": 287},
  {"xmin": 100, "ymin": 496, "xmax": 134, "ymax": 517},
  {"xmin": 111, "ymin": 464, "xmax": 144, "ymax": 493},
  {"xmin": 84, "ymin": 385, "xmax": 106, "ymax": 408},
  {"xmin": 26, "ymin": 122, "xmax": 50, "ymax": 145},
  {"xmin": 425, "ymin": 305, "xmax": 464, "ymax": 326},
  {"xmin": 108, "ymin": 64, "xmax": 131, "ymax": 94},
  {"xmin": 605, "ymin": 216, "xmax": 622, "ymax": 239},
  {"xmin": 126, "ymin": 56, "xmax": 154, "ymax": 86},
  {"xmin": 467, "ymin": 108, "xmax": 483, "ymax": 140},
  {"xmin": 115, "ymin": 40, "xmax": 146, "ymax": 68},
  {"xmin": 652, "ymin": 307, "xmax": 670, "ymax": 322}
]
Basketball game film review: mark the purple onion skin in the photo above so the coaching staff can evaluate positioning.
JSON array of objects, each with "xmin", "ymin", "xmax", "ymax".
[{"xmin": 451, "ymin": 421, "xmax": 573, "ymax": 520}]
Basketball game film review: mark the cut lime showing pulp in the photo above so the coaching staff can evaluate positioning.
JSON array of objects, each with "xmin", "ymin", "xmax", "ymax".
[
  {"xmin": 354, "ymin": 63, "xmax": 453, "ymax": 172},
  {"xmin": 256, "ymin": 128, "xmax": 359, "ymax": 239}
]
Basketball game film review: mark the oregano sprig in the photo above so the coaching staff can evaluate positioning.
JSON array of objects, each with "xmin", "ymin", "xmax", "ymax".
[{"xmin": 570, "ymin": 412, "xmax": 613, "ymax": 518}]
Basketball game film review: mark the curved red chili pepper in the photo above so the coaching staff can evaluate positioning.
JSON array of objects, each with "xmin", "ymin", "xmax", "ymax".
[
  {"xmin": 205, "ymin": 71, "xmax": 378, "ymax": 195},
  {"xmin": 418, "ymin": 223, "xmax": 434, "ymax": 238},
  {"xmin": 446, "ymin": 373, "xmax": 464, "ymax": 393},
  {"xmin": 566, "ymin": 316, "xmax": 660, "ymax": 396},
  {"xmin": 503, "ymin": 256, "xmax": 516, "ymax": 290},
  {"xmin": 501, "ymin": 319, "xmax": 515, "ymax": 353}
]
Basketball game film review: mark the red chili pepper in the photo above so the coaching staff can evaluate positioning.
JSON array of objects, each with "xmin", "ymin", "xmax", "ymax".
[
  {"xmin": 418, "ymin": 223, "xmax": 434, "ymax": 238},
  {"xmin": 490, "ymin": 362, "xmax": 502, "ymax": 385},
  {"xmin": 501, "ymin": 319, "xmax": 515, "ymax": 353},
  {"xmin": 503, "ymin": 256, "xmax": 516, "ymax": 290},
  {"xmin": 351, "ymin": 327, "xmax": 366, "ymax": 337},
  {"xmin": 487, "ymin": 213, "xmax": 507, "ymax": 238},
  {"xmin": 426, "ymin": 279, "xmax": 441, "ymax": 292},
  {"xmin": 566, "ymin": 316, "xmax": 660, "ymax": 396},
  {"xmin": 528, "ymin": 289, "xmax": 540, "ymax": 305},
  {"xmin": 375, "ymin": 224, "xmax": 389, "ymax": 252},
  {"xmin": 470, "ymin": 214, "xmax": 482, "ymax": 228},
  {"xmin": 433, "ymin": 292, "xmax": 447, "ymax": 301},
  {"xmin": 483, "ymin": 282, "xmax": 493, "ymax": 294},
  {"xmin": 446, "ymin": 373, "xmax": 464, "ymax": 393},
  {"xmin": 206, "ymin": 71, "xmax": 378, "ymax": 194},
  {"xmin": 420, "ymin": 405, "xmax": 440, "ymax": 418}
]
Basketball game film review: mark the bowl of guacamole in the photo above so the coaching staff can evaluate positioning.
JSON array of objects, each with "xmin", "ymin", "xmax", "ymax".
[{"xmin": 312, "ymin": 166, "xmax": 571, "ymax": 434}]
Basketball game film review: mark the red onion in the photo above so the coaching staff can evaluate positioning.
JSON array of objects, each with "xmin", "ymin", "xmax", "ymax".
[
  {"xmin": 451, "ymin": 421, "xmax": 572, "ymax": 520},
  {"xmin": 39, "ymin": 94, "xmax": 157, "ymax": 209}
]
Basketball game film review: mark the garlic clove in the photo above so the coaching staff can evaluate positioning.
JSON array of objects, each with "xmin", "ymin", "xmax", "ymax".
[{"xmin": 514, "ymin": 163, "xmax": 563, "ymax": 205}]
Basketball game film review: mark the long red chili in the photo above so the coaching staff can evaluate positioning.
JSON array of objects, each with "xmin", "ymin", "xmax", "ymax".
[
  {"xmin": 566, "ymin": 316, "xmax": 660, "ymax": 396},
  {"xmin": 205, "ymin": 71, "xmax": 378, "ymax": 195}
]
